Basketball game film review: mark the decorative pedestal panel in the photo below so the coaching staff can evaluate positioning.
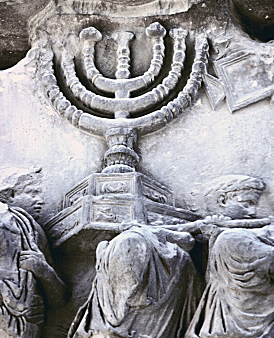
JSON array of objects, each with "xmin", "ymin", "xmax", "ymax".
[{"xmin": 45, "ymin": 172, "xmax": 200, "ymax": 248}]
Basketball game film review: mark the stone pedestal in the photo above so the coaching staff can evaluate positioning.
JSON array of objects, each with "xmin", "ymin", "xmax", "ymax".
[{"xmin": 45, "ymin": 172, "xmax": 200, "ymax": 248}]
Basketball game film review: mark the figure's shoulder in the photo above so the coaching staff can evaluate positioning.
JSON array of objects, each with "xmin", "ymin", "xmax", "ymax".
[
  {"xmin": 9, "ymin": 206, "xmax": 41, "ymax": 230},
  {"xmin": 0, "ymin": 202, "xmax": 9, "ymax": 214},
  {"xmin": 0, "ymin": 203, "xmax": 20, "ymax": 233},
  {"xmin": 214, "ymin": 227, "xmax": 258, "ymax": 249},
  {"xmin": 8, "ymin": 206, "xmax": 48, "ymax": 245},
  {"xmin": 0, "ymin": 202, "xmax": 14, "ymax": 223}
]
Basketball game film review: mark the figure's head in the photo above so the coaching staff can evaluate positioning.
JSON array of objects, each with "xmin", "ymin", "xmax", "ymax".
[
  {"xmin": 0, "ymin": 168, "xmax": 44, "ymax": 220},
  {"xmin": 204, "ymin": 175, "xmax": 264, "ymax": 219}
]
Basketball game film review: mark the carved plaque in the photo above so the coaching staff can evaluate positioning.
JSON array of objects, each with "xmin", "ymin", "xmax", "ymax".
[
  {"xmin": 92, "ymin": 200, "xmax": 133, "ymax": 223},
  {"xmin": 214, "ymin": 51, "xmax": 274, "ymax": 112}
]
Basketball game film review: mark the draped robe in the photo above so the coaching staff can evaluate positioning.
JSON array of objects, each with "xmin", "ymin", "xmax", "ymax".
[
  {"xmin": 186, "ymin": 226, "xmax": 274, "ymax": 338},
  {"xmin": 68, "ymin": 226, "xmax": 203, "ymax": 338},
  {"xmin": 0, "ymin": 206, "xmax": 48, "ymax": 338}
]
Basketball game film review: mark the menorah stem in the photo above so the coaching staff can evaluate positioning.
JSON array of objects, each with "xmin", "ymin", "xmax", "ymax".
[
  {"xmin": 102, "ymin": 127, "xmax": 139, "ymax": 173},
  {"xmin": 112, "ymin": 31, "xmax": 134, "ymax": 119},
  {"xmin": 112, "ymin": 32, "xmax": 134, "ymax": 81}
]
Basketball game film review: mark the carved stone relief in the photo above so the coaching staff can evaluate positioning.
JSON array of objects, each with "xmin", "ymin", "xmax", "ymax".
[
  {"xmin": 0, "ymin": 0, "xmax": 274, "ymax": 337},
  {"xmin": 186, "ymin": 176, "xmax": 274, "ymax": 338},
  {"xmin": 0, "ymin": 168, "xmax": 69, "ymax": 338},
  {"xmin": 203, "ymin": 35, "xmax": 274, "ymax": 112}
]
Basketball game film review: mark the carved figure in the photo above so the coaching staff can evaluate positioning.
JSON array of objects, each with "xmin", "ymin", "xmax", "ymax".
[
  {"xmin": 0, "ymin": 168, "xmax": 68, "ymax": 338},
  {"xmin": 186, "ymin": 175, "xmax": 274, "ymax": 338},
  {"xmin": 68, "ymin": 223, "xmax": 203, "ymax": 338},
  {"xmin": 94, "ymin": 206, "xmax": 116, "ymax": 222}
]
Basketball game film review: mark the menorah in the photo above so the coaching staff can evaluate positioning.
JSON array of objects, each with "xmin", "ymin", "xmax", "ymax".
[
  {"xmin": 36, "ymin": 21, "xmax": 209, "ymax": 246},
  {"xmin": 37, "ymin": 22, "xmax": 209, "ymax": 174}
]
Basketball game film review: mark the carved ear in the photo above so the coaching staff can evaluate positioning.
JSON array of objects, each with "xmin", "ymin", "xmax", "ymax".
[
  {"xmin": 217, "ymin": 192, "xmax": 227, "ymax": 207},
  {"xmin": 9, "ymin": 189, "xmax": 15, "ymax": 198}
]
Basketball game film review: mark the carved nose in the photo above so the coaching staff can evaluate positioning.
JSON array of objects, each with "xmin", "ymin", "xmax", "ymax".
[
  {"xmin": 248, "ymin": 207, "xmax": 256, "ymax": 218},
  {"xmin": 35, "ymin": 196, "xmax": 45, "ymax": 205}
]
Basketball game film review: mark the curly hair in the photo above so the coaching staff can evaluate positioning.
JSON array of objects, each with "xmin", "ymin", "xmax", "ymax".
[
  {"xmin": 0, "ymin": 168, "xmax": 42, "ymax": 203},
  {"xmin": 204, "ymin": 175, "xmax": 265, "ymax": 214}
]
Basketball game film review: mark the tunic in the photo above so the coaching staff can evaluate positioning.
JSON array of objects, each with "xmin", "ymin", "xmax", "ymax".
[
  {"xmin": 0, "ymin": 206, "xmax": 48, "ymax": 338},
  {"xmin": 186, "ymin": 227, "xmax": 274, "ymax": 338},
  {"xmin": 68, "ymin": 226, "xmax": 203, "ymax": 338}
]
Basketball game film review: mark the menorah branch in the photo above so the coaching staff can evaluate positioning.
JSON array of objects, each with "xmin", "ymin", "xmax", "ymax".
[
  {"xmin": 80, "ymin": 22, "xmax": 166, "ymax": 94},
  {"xmin": 38, "ymin": 24, "xmax": 209, "ymax": 141},
  {"xmin": 112, "ymin": 31, "xmax": 134, "ymax": 81},
  {"xmin": 61, "ymin": 26, "xmax": 186, "ymax": 117}
]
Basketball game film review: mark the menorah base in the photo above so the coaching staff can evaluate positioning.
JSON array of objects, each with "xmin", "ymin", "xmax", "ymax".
[
  {"xmin": 102, "ymin": 164, "xmax": 135, "ymax": 173},
  {"xmin": 45, "ymin": 172, "xmax": 200, "ymax": 249}
]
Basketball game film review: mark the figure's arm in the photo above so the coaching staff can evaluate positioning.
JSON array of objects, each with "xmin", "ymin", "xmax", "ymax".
[
  {"xmin": 19, "ymin": 248, "xmax": 70, "ymax": 308},
  {"xmin": 151, "ymin": 227, "xmax": 196, "ymax": 251}
]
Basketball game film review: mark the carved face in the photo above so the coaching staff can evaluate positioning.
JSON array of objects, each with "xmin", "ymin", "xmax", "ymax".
[
  {"xmin": 9, "ymin": 184, "xmax": 44, "ymax": 220},
  {"xmin": 218, "ymin": 190, "xmax": 260, "ymax": 220}
]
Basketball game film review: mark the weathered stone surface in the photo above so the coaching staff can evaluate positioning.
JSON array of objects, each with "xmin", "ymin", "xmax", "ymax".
[
  {"xmin": 0, "ymin": 0, "xmax": 274, "ymax": 337},
  {"xmin": 232, "ymin": 0, "xmax": 274, "ymax": 41},
  {"xmin": 0, "ymin": 0, "xmax": 273, "ymax": 70},
  {"xmin": 0, "ymin": 0, "xmax": 50, "ymax": 69}
]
